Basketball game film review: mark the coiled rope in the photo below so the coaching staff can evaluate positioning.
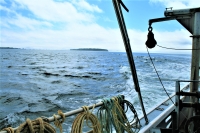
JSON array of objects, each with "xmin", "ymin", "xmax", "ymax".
[
  {"xmin": 98, "ymin": 96, "xmax": 135, "ymax": 133},
  {"xmin": 53, "ymin": 110, "xmax": 65, "ymax": 133},
  {"xmin": 98, "ymin": 98, "xmax": 113, "ymax": 133},
  {"xmin": 71, "ymin": 105, "xmax": 101, "ymax": 133},
  {"xmin": 15, "ymin": 117, "xmax": 56, "ymax": 133},
  {"xmin": 123, "ymin": 100, "xmax": 141, "ymax": 133},
  {"xmin": 111, "ymin": 96, "xmax": 133, "ymax": 133}
]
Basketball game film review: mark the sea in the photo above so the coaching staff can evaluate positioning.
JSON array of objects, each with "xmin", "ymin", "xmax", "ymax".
[{"xmin": 0, "ymin": 49, "xmax": 191, "ymax": 132}]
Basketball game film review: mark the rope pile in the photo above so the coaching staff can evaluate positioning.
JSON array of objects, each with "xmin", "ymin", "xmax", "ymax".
[
  {"xmin": 111, "ymin": 97, "xmax": 133, "ymax": 133},
  {"xmin": 97, "ymin": 96, "xmax": 138, "ymax": 133},
  {"xmin": 71, "ymin": 106, "xmax": 101, "ymax": 133}
]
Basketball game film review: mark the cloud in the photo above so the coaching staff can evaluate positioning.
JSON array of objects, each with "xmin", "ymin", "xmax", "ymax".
[
  {"xmin": 71, "ymin": 0, "xmax": 103, "ymax": 13},
  {"xmin": 1, "ymin": 0, "xmax": 193, "ymax": 53},
  {"xmin": 1, "ymin": 0, "xmax": 103, "ymax": 30},
  {"xmin": 3, "ymin": 14, "xmax": 53, "ymax": 30},
  {"xmin": 1, "ymin": 22, "xmax": 123, "ymax": 51},
  {"xmin": 150, "ymin": 0, "xmax": 199, "ymax": 9},
  {"xmin": 1, "ymin": 22, "xmax": 192, "ymax": 53},
  {"xmin": 1, "ymin": 0, "xmax": 104, "ymax": 48},
  {"xmin": 13, "ymin": 0, "xmax": 100, "ymax": 23}
]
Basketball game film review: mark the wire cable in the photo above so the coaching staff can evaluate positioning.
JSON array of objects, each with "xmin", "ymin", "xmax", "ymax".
[
  {"xmin": 146, "ymin": 47, "xmax": 175, "ymax": 105},
  {"xmin": 157, "ymin": 44, "xmax": 200, "ymax": 50}
]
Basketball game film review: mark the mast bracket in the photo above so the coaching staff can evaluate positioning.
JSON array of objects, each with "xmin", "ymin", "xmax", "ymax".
[{"xmin": 190, "ymin": 35, "xmax": 200, "ymax": 38}]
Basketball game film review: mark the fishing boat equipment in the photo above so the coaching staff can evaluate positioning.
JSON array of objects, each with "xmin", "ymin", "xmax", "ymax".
[
  {"xmin": 145, "ymin": 27, "xmax": 157, "ymax": 49},
  {"xmin": 175, "ymin": 80, "xmax": 200, "ymax": 133},
  {"xmin": 112, "ymin": 0, "xmax": 149, "ymax": 124},
  {"xmin": 141, "ymin": 7, "xmax": 200, "ymax": 133}
]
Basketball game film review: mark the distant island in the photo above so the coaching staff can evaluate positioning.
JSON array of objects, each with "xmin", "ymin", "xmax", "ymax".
[
  {"xmin": 70, "ymin": 48, "xmax": 108, "ymax": 51},
  {"xmin": 0, "ymin": 47, "xmax": 20, "ymax": 49}
]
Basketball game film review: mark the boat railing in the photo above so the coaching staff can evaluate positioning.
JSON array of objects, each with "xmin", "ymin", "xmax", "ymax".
[
  {"xmin": 175, "ymin": 80, "xmax": 200, "ymax": 132},
  {"xmin": 138, "ymin": 82, "xmax": 189, "ymax": 132},
  {"xmin": 139, "ymin": 80, "xmax": 200, "ymax": 133}
]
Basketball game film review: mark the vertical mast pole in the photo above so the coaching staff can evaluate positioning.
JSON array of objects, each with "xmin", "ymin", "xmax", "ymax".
[
  {"xmin": 112, "ymin": 0, "xmax": 148, "ymax": 124},
  {"xmin": 191, "ymin": 12, "xmax": 200, "ymax": 92},
  {"xmin": 190, "ymin": 11, "xmax": 200, "ymax": 116}
]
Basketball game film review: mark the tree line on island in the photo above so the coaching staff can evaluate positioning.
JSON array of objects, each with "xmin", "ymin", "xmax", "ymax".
[
  {"xmin": 70, "ymin": 48, "xmax": 108, "ymax": 51},
  {"xmin": 0, "ymin": 47, "xmax": 20, "ymax": 49}
]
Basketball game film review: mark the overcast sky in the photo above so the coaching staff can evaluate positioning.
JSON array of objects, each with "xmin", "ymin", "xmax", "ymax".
[{"xmin": 0, "ymin": 0, "xmax": 199, "ymax": 53}]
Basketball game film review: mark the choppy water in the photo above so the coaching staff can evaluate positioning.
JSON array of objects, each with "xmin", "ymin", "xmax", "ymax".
[{"xmin": 0, "ymin": 49, "xmax": 191, "ymax": 132}]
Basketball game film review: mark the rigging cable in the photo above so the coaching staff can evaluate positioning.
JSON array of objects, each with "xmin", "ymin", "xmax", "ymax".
[
  {"xmin": 146, "ymin": 47, "xmax": 175, "ymax": 105},
  {"xmin": 157, "ymin": 44, "xmax": 200, "ymax": 50}
]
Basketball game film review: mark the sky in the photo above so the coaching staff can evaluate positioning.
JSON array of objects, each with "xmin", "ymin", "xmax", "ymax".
[{"xmin": 0, "ymin": 0, "xmax": 199, "ymax": 53}]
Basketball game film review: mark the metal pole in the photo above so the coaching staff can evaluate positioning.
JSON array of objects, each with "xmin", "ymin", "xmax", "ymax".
[
  {"xmin": 47, "ymin": 102, "xmax": 103, "ymax": 122},
  {"xmin": 175, "ymin": 81, "xmax": 180, "ymax": 131},
  {"xmin": 191, "ymin": 12, "xmax": 200, "ymax": 92},
  {"xmin": 190, "ymin": 12, "xmax": 200, "ymax": 117},
  {"xmin": 112, "ymin": 0, "xmax": 148, "ymax": 124}
]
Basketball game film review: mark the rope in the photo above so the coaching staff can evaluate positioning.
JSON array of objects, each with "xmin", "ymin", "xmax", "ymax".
[
  {"xmin": 112, "ymin": 97, "xmax": 127, "ymax": 132},
  {"xmin": 15, "ymin": 117, "xmax": 56, "ymax": 133},
  {"xmin": 97, "ymin": 96, "xmax": 134, "ymax": 133},
  {"xmin": 146, "ymin": 47, "xmax": 175, "ymax": 105},
  {"xmin": 157, "ymin": 44, "xmax": 200, "ymax": 50},
  {"xmin": 53, "ymin": 110, "xmax": 65, "ymax": 133},
  {"xmin": 97, "ymin": 99, "xmax": 113, "ymax": 133},
  {"xmin": 111, "ymin": 96, "xmax": 133, "ymax": 133},
  {"xmin": 71, "ymin": 105, "xmax": 101, "ymax": 133},
  {"xmin": 1, "ymin": 127, "xmax": 14, "ymax": 133},
  {"xmin": 123, "ymin": 100, "xmax": 140, "ymax": 133}
]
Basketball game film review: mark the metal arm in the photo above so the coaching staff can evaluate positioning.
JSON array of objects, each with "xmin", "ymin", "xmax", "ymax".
[
  {"xmin": 149, "ymin": 15, "xmax": 191, "ymax": 26},
  {"xmin": 112, "ymin": 0, "xmax": 148, "ymax": 124},
  {"xmin": 148, "ymin": 7, "xmax": 198, "ymax": 26}
]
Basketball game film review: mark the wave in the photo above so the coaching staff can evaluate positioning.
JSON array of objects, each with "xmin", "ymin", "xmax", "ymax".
[
  {"xmin": 0, "ymin": 113, "xmax": 25, "ymax": 129},
  {"xmin": 42, "ymin": 72, "xmax": 60, "ymax": 77}
]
